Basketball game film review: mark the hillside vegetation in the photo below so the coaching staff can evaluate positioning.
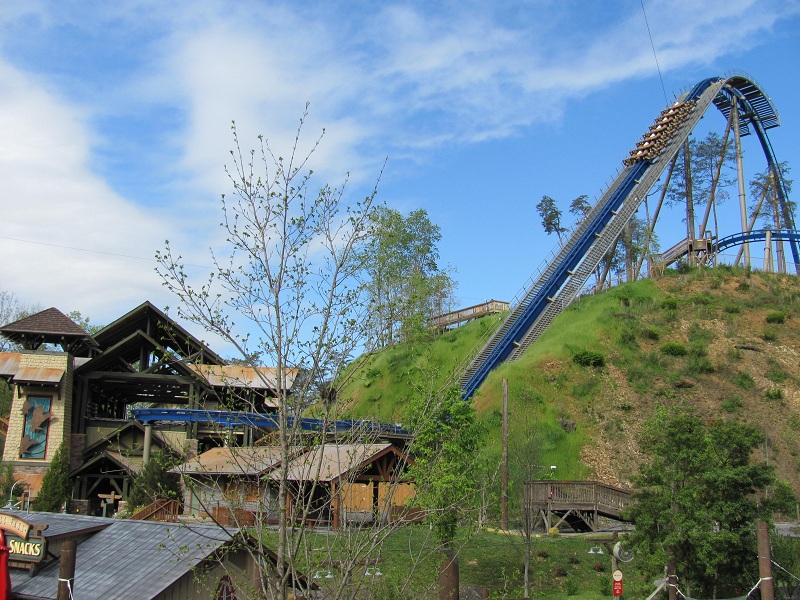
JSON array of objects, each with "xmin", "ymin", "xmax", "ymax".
[{"xmin": 340, "ymin": 266, "xmax": 800, "ymax": 496}]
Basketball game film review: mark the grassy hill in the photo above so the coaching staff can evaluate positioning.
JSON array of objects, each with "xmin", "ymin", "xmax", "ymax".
[{"xmin": 340, "ymin": 265, "xmax": 800, "ymax": 496}]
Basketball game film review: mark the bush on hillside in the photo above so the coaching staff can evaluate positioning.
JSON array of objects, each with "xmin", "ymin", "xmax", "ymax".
[
  {"xmin": 660, "ymin": 342, "xmax": 687, "ymax": 357},
  {"xmin": 572, "ymin": 350, "xmax": 605, "ymax": 367}
]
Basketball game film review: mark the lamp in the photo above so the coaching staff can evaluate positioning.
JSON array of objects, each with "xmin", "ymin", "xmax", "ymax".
[
  {"xmin": 3, "ymin": 481, "xmax": 29, "ymax": 510},
  {"xmin": 588, "ymin": 546, "xmax": 604, "ymax": 555}
]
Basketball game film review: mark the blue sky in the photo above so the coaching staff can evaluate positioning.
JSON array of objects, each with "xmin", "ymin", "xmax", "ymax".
[{"xmin": 1, "ymin": 0, "xmax": 799, "ymax": 335}]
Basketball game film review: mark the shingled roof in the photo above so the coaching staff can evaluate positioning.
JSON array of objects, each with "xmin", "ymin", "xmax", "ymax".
[
  {"xmin": 0, "ymin": 307, "xmax": 99, "ymax": 354},
  {"xmin": 1, "ymin": 308, "xmax": 88, "ymax": 337}
]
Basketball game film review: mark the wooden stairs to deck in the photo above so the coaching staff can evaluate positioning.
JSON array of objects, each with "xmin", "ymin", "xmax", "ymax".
[
  {"xmin": 129, "ymin": 498, "xmax": 181, "ymax": 523},
  {"xmin": 525, "ymin": 481, "xmax": 633, "ymax": 533}
]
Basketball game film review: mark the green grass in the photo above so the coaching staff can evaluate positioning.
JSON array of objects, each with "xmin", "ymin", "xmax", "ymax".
[{"xmin": 257, "ymin": 526, "xmax": 657, "ymax": 599}]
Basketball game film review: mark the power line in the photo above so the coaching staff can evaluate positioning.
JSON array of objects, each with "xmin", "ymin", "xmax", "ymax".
[
  {"xmin": 640, "ymin": 0, "xmax": 669, "ymax": 104},
  {"xmin": 0, "ymin": 235, "xmax": 210, "ymax": 269}
]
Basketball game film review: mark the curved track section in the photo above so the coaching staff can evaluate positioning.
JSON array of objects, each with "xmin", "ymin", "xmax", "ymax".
[
  {"xmin": 460, "ymin": 75, "xmax": 789, "ymax": 399},
  {"xmin": 715, "ymin": 229, "xmax": 800, "ymax": 255}
]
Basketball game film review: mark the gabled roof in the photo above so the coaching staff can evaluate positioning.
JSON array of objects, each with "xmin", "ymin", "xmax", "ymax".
[
  {"xmin": 69, "ymin": 450, "xmax": 143, "ymax": 478},
  {"xmin": 189, "ymin": 364, "xmax": 298, "ymax": 391},
  {"xmin": 5, "ymin": 511, "xmax": 317, "ymax": 598},
  {"xmin": 174, "ymin": 445, "xmax": 289, "ymax": 476},
  {"xmin": 81, "ymin": 420, "xmax": 167, "ymax": 458},
  {"xmin": 7, "ymin": 513, "xmax": 236, "ymax": 600},
  {"xmin": 0, "ymin": 308, "xmax": 99, "ymax": 354},
  {"xmin": 270, "ymin": 443, "xmax": 404, "ymax": 484},
  {"xmin": 92, "ymin": 302, "xmax": 225, "ymax": 365}
]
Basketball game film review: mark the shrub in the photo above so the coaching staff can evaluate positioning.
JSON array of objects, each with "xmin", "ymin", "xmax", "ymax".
[
  {"xmin": 733, "ymin": 372, "xmax": 755, "ymax": 390},
  {"xmin": 128, "ymin": 449, "xmax": 182, "ymax": 510},
  {"xmin": 661, "ymin": 342, "xmax": 688, "ymax": 357},
  {"xmin": 573, "ymin": 350, "xmax": 605, "ymax": 367},
  {"xmin": 766, "ymin": 311, "xmax": 786, "ymax": 324},
  {"xmin": 766, "ymin": 366, "xmax": 788, "ymax": 383},
  {"xmin": 763, "ymin": 328, "xmax": 777, "ymax": 342},
  {"xmin": 765, "ymin": 388, "xmax": 783, "ymax": 401},
  {"xmin": 32, "ymin": 440, "xmax": 71, "ymax": 512},
  {"xmin": 554, "ymin": 565, "xmax": 568, "ymax": 577},
  {"xmin": 641, "ymin": 327, "xmax": 660, "ymax": 340},
  {"xmin": 724, "ymin": 304, "xmax": 741, "ymax": 314},
  {"xmin": 689, "ymin": 341, "xmax": 707, "ymax": 357},
  {"xmin": 689, "ymin": 293, "xmax": 712, "ymax": 305},
  {"xmin": 721, "ymin": 395, "xmax": 743, "ymax": 413},
  {"xmin": 594, "ymin": 562, "xmax": 605, "ymax": 572},
  {"xmin": 661, "ymin": 297, "xmax": 679, "ymax": 310},
  {"xmin": 686, "ymin": 357, "xmax": 715, "ymax": 375},
  {"xmin": 566, "ymin": 577, "xmax": 579, "ymax": 595}
]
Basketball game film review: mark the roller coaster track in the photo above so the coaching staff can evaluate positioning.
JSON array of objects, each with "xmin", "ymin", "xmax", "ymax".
[
  {"xmin": 460, "ymin": 74, "xmax": 796, "ymax": 399},
  {"xmin": 715, "ymin": 229, "xmax": 800, "ymax": 255}
]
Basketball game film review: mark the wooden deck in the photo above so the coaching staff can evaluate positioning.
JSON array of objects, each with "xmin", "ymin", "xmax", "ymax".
[
  {"xmin": 428, "ymin": 300, "xmax": 509, "ymax": 331},
  {"xmin": 525, "ymin": 481, "xmax": 633, "ymax": 532}
]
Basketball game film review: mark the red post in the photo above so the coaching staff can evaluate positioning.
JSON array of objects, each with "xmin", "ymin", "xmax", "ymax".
[{"xmin": 0, "ymin": 530, "xmax": 11, "ymax": 600}]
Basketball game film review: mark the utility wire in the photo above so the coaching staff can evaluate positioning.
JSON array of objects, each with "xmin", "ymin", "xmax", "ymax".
[
  {"xmin": 0, "ymin": 235, "xmax": 210, "ymax": 269},
  {"xmin": 640, "ymin": 0, "xmax": 669, "ymax": 104}
]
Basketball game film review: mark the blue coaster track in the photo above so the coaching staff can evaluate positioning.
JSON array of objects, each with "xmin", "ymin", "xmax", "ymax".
[{"xmin": 460, "ymin": 74, "xmax": 795, "ymax": 400}]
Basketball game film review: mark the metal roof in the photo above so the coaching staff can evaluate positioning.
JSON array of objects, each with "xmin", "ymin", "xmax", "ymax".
[
  {"xmin": 12, "ymin": 367, "xmax": 64, "ymax": 385},
  {"xmin": 174, "ymin": 445, "xmax": 288, "ymax": 476},
  {"xmin": 0, "ymin": 511, "xmax": 114, "ymax": 540},
  {"xmin": 189, "ymin": 364, "xmax": 298, "ymax": 391},
  {"xmin": 8, "ymin": 513, "xmax": 236, "ymax": 600},
  {"xmin": 0, "ymin": 353, "xmax": 20, "ymax": 377},
  {"xmin": 270, "ymin": 443, "xmax": 394, "ymax": 483}
]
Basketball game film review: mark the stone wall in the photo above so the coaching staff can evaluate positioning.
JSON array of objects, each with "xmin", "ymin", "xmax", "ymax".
[{"xmin": 2, "ymin": 352, "xmax": 70, "ymax": 491}]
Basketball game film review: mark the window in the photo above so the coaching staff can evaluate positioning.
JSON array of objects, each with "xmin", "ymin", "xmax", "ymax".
[{"xmin": 20, "ymin": 395, "xmax": 52, "ymax": 459}]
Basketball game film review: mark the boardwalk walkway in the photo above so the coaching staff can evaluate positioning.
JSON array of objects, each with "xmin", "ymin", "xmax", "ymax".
[
  {"xmin": 525, "ymin": 481, "xmax": 633, "ymax": 532},
  {"xmin": 428, "ymin": 300, "xmax": 509, "ymax": 331}
]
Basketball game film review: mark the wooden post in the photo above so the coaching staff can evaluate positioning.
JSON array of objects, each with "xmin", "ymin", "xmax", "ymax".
[
  {"xmin": 501, "ymin": 379, "xmax": 508, "ymax": 530},
  {"xmin": 757, "ymin": 521, "xmax": 774, "ymax": 600},
  {"xmin": 439, "ymin": 549, "xmax": 459, "ymax": 600},
  {"xmin": 143, "ymin": 423, "xmax": 153, "ymax": 465},
  {"xmin": 331, "ymin": 482, "xmax": 340, "ymax": 530},
  {"xmin": 733, "ymin": 98, "xmax": 750, "ymax": 268},
  {"xmin": 667, "ymin": 560, "xmax": 677, "ymax": 600},
  {"xmin": 57, "ymin": 539, "xmax": 77, "ymax": 600}
]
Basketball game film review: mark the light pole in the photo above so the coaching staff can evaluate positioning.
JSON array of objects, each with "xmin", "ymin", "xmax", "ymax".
[{"xmin": 3, "ymin": 481, "xmax": 29, "ymax": 511}]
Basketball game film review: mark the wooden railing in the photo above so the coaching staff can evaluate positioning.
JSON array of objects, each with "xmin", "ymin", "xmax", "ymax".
[
  {"xmin": 130, "ymin": 498, "xmax": 181, "ymax": 522},
  {"xmin": 526, "ymin": 481, "xmax": 632, "ymax": 518},
  {"xmin": 428, "ymin": 300, "xmax": 509, "ymax": 330}
]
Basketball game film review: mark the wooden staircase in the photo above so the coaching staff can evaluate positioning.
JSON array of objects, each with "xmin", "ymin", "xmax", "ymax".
[{"xmin": 129, "ymin": 498, "xmax": 181, "ymax": 523}]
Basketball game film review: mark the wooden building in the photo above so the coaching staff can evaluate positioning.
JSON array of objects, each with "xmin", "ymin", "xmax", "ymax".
[
  {"xmin": 0, "ymin": 303, "xmax": 294, "ymax": 514},
  {"xmin": 176, "ymin": 442, "xmax": 417, "ymax": 529},
  {"xmin": 3, "ymin": 510, "xmax": 313, "ymax": 599}
]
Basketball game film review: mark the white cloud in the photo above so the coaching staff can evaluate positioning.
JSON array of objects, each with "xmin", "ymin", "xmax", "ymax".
[
  {"xmin": 0, "ymin": 59, "xmax": 174, "ymax": 323},
  {"xmin": 0, "ymin": 0, "xmax": 797, "ymax": 326}
]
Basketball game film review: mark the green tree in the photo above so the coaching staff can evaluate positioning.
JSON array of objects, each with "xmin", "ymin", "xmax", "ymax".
[
  {"xmin": 361, "ymin": 207, "xmax": 456, "ymax": 346},
  {"xmin": 128, "ymin": 450, "xmax": 182, "ymax": 510},
  {"xmin": 665, "ymin": 131, "xmax": 737, "ymax": 209},
  {"xmin": 407, "ymin": 384, "xmax": 485, "ymax": 547},
  {"xmin": 535, "ymin": 195, "xmax": 567, "ymax": 244},
  {"xmin": 31, "ymin": 440, "xmax": 71, "ymax": 512},
  {"xmin": 626, "ymin": 407, "xmax": 783, "ymax": 598}
]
